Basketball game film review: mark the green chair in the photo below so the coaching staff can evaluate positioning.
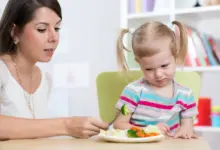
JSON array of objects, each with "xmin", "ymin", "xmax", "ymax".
[{"xmin": 96, "ymin": 70, "xmax": 201, "ymax": 123}]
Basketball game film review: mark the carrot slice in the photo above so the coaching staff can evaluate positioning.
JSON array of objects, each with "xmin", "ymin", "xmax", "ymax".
[
  {"xmin": 148, "ymin": 132, "xmax": 159, "ymax": 136},
  {"xmin": 131, "ymin": 126, "xmax": 142, "ymax": 132},
  {"xmin": 136, "ymin": 131, "xmax": 145, "ymax": 137}
]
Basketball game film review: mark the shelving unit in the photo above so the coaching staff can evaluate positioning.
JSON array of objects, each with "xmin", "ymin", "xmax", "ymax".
[
  {"xmin": 120, "ymin": 0, "xmax": 220, "ymax": 74},
  {"xmin": 127, "ymin": 5, "xmax": 220, "ymax": 23},
  {"xmin": 175, "ymin": 5, "xmax": 220, "ymax": 20}
]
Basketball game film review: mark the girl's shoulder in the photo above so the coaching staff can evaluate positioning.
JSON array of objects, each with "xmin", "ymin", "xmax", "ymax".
[
  {"xmin": 126, "ymin": 78, "xmax": 145, "ymax": 87},
  {"xmin": 124, "ymin": 78, "xmax": 146, "ymax": 94},
  {"xmin": 175, "ymin": 82, "xmax": 193, "ymax": 96}
]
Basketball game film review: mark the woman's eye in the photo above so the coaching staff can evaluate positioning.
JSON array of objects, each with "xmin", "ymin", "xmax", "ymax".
[{"xmin": 37, "ymin": 29, "xmax": 46, "ymax": 33}]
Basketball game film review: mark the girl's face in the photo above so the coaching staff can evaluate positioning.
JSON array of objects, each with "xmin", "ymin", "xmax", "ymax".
[
  {"xmin": 14, "ymin": 7, "xmax": 61, "ymax": 63},
  {"xmin": 138, "ymin": 39, "xmax": 176, "ymax": 88}
]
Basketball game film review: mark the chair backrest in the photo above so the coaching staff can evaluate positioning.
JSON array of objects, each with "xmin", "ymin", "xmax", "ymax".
[{"xmin": 96, "ymin": 70, "xmax": 201, "ymax": 123}]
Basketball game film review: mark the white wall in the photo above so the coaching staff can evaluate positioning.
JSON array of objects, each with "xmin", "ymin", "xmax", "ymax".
[
  {"xmin": 0, "ymin": 0, "xmax": 120, "ymax": 118},
  {"xmin": 48, "ymin": 0, "xmax": 120, "ymax": 117}
]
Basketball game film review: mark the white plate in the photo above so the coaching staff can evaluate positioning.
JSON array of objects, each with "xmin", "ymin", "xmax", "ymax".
[{"xmin": 98, "ymin": 134, "xmax": 165, "ymax": 143}]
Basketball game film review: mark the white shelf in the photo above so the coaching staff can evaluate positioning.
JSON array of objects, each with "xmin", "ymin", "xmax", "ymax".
[
  {"xmin": 131, "ymin": 66, "xmax": 220, "ymax": 72},
  {"xmin": 176, "ymin": 66, "xmax": 220, "ymax": 72},
  {"xmin": 127, "ymin": 11, "xmax": 170, "ymax": 28},
  {"xmin": 176, "ymin": 5, "xmax": 220, "ymax": 24},
  {"xmin": 127, "ymin": 11, "xmax": 170, "ymax": 20},
  {"xmin": 194, "ymin": 126, "xmax": 220, "ymax": 132},
  {"xmin": 126, "ymin": 5, "xmax": 220, "ymax": 27},
  {"xmin": 176, "ymin": 5, "xmax": 220, "ymax": 15},
  {"xmin": 127, "ymin": 5, "xmax": 220, "ymax": 19}
]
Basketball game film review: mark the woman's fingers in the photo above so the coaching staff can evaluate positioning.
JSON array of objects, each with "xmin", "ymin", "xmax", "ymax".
[
  {"xmin": 90, "ymin": 118, "xmax": 109, "ymax": 130},
  {"xmin": 81, "ymin": 130, "xmax": 100, "ymax": 139}
]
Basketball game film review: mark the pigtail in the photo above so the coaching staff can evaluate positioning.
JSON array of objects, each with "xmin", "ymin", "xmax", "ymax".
[
  {"xmin": 172, "ymin": 21, "xmax": 188, "ymax": 64},
  {"xmin": 116, "ymin": 29, "xmax": 130, "ymax": 71}
]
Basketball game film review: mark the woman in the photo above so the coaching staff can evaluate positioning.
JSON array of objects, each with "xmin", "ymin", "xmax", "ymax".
[{"xmin": 0, "ymin": 0, "xmax": 108, "ymax": 140}]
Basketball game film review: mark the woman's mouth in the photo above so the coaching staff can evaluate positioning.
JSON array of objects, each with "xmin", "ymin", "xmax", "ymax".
[{"xmin": 44, "ymin": 49, "xmax": 54, "ymax": 57}]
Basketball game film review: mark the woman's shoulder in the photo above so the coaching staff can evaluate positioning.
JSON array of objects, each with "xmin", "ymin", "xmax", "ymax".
[
  {"xmin": 0, "ymin": 54, "xmax": 13, "ymax": 67},
  {"xmin": 0, "ymin": 55, "xmax": 11, "ymax": 85},
  {"xmin": 0, "ymin": 55, "xmax": 10, "ymax": 71}
]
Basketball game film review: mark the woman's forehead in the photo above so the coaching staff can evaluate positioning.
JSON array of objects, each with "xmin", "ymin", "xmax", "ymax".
[{"xmin": 31, "ymin": 7, "xmax": 61, "ymax": 25}]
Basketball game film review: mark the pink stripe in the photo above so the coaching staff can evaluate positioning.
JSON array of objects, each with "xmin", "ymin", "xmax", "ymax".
[
  {"xmin": 139, "ymin": 101, "xmax": 173, "ymax": 110},
  {"xmin": 170, "ymin": 123, "xmax": 179, "ymax": 130},
  {"xmin": 176, "ymin": 100, "xmax": 188, "ymax": 108},
  {"xmin": 176, "ymin": 100, "xmax": 196, "ymax": 109},
  {"xmin": 176, "ymin": 84, "xmax": 183, "ymax": 87},
  {"xmin": 187, "ymin": 103, "xmax": 196, "ymax": 109},
  {"xmin": 130, "ymin": 122, "xmax": 146, "ymax": 127},
  {"xmin": 120, "ymin": 96, "xmax": 137, "ymax": 106},
  {"xmin": 140, "ymin": 81, "xmax": 145, "ymax": 84}
]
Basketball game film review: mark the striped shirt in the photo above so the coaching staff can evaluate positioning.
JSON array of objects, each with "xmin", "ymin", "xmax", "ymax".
[{"xmin": 115, "ymin": 78, "xmax": 198, "ymax": 132}]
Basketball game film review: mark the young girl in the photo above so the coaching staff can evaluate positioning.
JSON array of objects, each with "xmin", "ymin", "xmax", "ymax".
[{"xmin": 113, "ymin": 21, "xmax": 198, "ymax": 139}]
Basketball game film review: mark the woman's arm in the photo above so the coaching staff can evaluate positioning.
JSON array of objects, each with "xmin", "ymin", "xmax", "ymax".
[
  {"xmin": 0, "ymin": 115, "xmax": 68, "ymax": 140},
  {"xmin": 0, "ymin": 115, "xmax": 109, "ymax": 140}
]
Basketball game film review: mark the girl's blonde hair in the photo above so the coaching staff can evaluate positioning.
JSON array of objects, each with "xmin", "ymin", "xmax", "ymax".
[{"xmin": 116, "ymin": 21, "xmax": 188, "ymax": 71}]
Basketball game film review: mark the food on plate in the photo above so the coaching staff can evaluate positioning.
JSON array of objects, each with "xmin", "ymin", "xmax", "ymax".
[
  {"xmin": 121, "ymin": 104, "xmax": 129, "ymax": 116},
  {"xmin": 100, "ymin": 125, "xmax": 161, "ymax": 138},
  {"xmin": 100, "ymin": 128, "xmax": 127, "ymax": 137},
  {"xmin": 127, "ymin": 125, "xmax": 160, "ymax": 138}
]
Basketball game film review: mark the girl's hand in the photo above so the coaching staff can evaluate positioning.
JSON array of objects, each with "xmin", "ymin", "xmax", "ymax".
[
  {"xmin": 173, "ymin": 126, "xmax": 198, "ymax": 139},
  {"xmin": 156, "ymin": 122, "xmax": 171, "ymax": 136}
]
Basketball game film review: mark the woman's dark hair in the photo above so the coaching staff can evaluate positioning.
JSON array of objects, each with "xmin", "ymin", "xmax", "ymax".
[{"xmin": 0, "ymin": 0, "xmax": 62, "ymax": 55}]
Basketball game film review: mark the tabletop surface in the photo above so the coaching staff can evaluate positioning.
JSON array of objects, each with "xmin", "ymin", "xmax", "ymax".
[{"xmin": 0, "ymin": 136, "xmax": 211, "ymax": 150}]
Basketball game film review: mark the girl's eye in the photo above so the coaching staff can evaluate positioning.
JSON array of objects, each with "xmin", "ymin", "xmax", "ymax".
[
  {"xmin": 55, "ymin": 27, "xmax": 61, "ymax": 32},
  {"xmin": 145, "ymin": 68, "xmax": 152, "ymax": 71},
  {"xmin": 161, "ymin": 64, "xmax": 169, "ymax": 68}
]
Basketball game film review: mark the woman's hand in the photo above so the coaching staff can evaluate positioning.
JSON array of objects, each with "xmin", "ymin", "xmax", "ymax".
[{"xmin": 64, "ymin": 117, "xmax": 109, "ymax": 139}]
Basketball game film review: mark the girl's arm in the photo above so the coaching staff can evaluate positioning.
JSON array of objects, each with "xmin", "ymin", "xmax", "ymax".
[{"xmin": 180, "ymin": 118, "xmax": 194, "ymax": 128}]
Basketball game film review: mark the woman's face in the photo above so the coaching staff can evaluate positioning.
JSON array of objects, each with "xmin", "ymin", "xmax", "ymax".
[{"xmin": 15, "ymin": 7, "xmax": 61, "ymax": 63}]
